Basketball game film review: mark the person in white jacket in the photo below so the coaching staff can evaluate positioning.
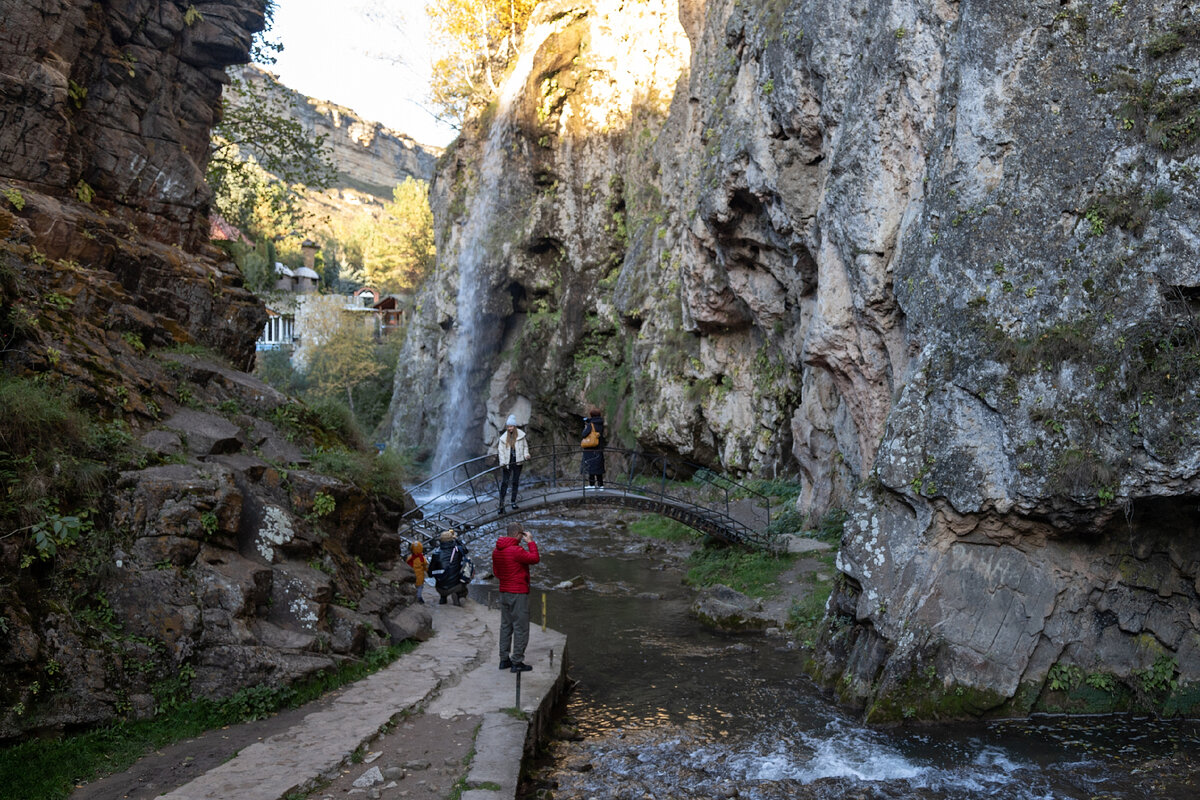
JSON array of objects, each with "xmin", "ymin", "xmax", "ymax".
[{"xmin": 497, "ymin": 414, "xmax": 530, "ymax": 513}]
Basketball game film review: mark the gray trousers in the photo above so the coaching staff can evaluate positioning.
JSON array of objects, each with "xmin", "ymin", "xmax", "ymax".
[{"xmin": 499, "ymin": 592, "xmax": 531, "ymax": 663}]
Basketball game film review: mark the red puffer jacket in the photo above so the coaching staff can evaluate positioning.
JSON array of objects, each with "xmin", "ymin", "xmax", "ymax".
[{"xmin": 491, "ymin": 537, "xmax": 540, "ymax": 593}]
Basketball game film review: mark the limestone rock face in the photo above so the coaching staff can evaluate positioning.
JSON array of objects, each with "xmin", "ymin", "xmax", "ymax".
[
  {"xmin": 0, "ymin": 354, "xmax": 420, "ymax": 739},
  {"xmin": 228, "ymin": 64, "xmax": 440, "ymax": 199},
  {"xmin": 389, "ymin": 0, "xmax": 1200, "ymax": 718}
]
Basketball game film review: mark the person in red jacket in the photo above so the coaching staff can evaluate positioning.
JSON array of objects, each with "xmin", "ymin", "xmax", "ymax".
[{"xmin": 491, "ymin": 521, "xmax": 540, "ymax": 672}]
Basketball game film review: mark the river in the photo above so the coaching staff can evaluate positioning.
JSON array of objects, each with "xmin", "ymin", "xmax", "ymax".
[{"xmin": 470, "ymin": 512, "xmax": 1200, "ymax": 800}]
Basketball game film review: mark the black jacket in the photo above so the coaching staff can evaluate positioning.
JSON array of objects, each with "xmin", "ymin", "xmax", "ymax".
[{"xmin": 429, "ymin": 541, "xmax": 468, "ymax": 588}]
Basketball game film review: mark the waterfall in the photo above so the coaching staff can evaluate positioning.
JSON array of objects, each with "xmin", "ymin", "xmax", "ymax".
[{"xmin": 429, "ymin": 16, "xmax": 566, "ymax": 489}]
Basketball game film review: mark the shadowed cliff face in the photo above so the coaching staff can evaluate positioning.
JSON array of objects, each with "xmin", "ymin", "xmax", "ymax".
[
  {"xmin": 0, "ymin": 1, "xmax": 422, "ymax": 741},
  {"xmin": 0, "ymin": 0, "xmax": 269, "ymax": 372},
  {"xmin": 390, "ymin": 0, "xmax": 1200, "ymax": 719}
]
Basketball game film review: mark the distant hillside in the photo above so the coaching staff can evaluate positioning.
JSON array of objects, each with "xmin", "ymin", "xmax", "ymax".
[{"xmin": 229, "ymin": 64, "xmax": 440, "ymax": 200}]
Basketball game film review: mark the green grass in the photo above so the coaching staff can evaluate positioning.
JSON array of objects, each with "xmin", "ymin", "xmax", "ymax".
[
  {"xmin": 787, "ymin": 581, "xmax": 834, "ymax": 643},
  {"xmin": 628, "ymin": 513, "xmax": 699, "ymax": 542},
  {"xmin": 0, "ymin": 374, "xmax": 120, "ymax": 528},
  {"xmin": 0, "ymin": 642, "xmax": 414, "ymax": 800},
  {"xmin": 684, "ymin": 544, "xmax": 795, "ymax": 598},
  {"xmin": 307, "ymin": 446, "xmax": 414, "ymax": 502}
]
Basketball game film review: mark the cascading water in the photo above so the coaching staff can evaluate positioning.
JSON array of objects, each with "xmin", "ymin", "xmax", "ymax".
[{"xmin": 430, "ymin": 17, "xmax": 568, "ymax": 489}]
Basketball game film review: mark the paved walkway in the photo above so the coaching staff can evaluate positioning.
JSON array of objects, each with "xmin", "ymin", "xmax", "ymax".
[{"xmin": 156, "ymin": 599, "xmax": 566, "ymax": 800}]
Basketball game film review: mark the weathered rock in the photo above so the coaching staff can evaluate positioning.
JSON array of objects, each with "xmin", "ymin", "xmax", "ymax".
[
  {"xmin": 383, "ymin": 605, "xmax": 434, "ymax": 644},
  {"xmin": 352, "ymin": 766, "xmax": 384, "ymax": 788},
  {"xmin": 140, "ymin": 429, "xmax": 184, "ymax": 457},
  {"xmin": 0, "ymin": 0, "xmax": 428, "ymax": 742},
  {"xmin": 163, "ymin": 408, "xmax": 245, "ymax": 456},
  {"xmin": 387, "ymin": 0, "xmax": 1200, "ymax": 718},
  {"xmin": 692, "ymin": 585, "xmax": 770, "ymax": 633}
]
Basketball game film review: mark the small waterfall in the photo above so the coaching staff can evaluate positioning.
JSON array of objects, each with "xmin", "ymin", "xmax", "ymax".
[{"xmin": 429, "ymin": 17, "xmax": 566, "ymax": 489}]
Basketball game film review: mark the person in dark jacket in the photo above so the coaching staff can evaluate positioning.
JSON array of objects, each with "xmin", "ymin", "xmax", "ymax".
[
  {"xmin": 491, "ymin": 522, "xmax": 540, "ymax": 672},
  {"xmin": 428, "ymin": 529, "xmax": 469, "ymax": 606},
  {"xmin": 580, "ymin": 406, "xmax": 605, "ymax": 489}
]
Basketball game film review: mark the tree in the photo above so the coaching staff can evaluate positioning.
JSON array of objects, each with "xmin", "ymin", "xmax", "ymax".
[
  {"xmin": 208, "ymin": 71, "xmax": 337, "ymax": 241},
  {"xmin": 360, "ymin": 178, "xmax": 435, "ymax": 292},
  {"xmin": 426, "ymin": 0, "xmax": 539, "ymax": 123},
  {"xmin": 304, "ymin": 324, "xmax": 385, "ymax": 414},
  {"xmin": 207, "ymin": 0, "xmax": 335, "ymax": 244}
]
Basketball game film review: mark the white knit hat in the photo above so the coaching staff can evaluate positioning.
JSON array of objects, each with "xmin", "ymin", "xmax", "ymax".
[{"xmin": 506, "ymin": 414, "xmax": 519, "ymax": 426}]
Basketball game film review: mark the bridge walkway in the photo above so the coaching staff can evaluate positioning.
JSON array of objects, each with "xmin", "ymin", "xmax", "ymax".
[{"xmin": 399, "ymin": 445, "xmax": 776, "ymax": 550}]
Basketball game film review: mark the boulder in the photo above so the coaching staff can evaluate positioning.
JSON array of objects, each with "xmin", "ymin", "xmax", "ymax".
[
  {"xmin": 383, "ymin": 605, "xmax": 434, "ymax": 644},
  {"xmin": 162, "ymin": 409, "xmax": 244, "ymax": 457},
  {"xmin": 691, "ymin": 585, "xmax": 771, "ymax": 633}
]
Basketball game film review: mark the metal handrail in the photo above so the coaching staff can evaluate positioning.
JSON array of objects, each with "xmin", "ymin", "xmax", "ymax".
[{"xmin": 401, "ymin": 444, "xmax": 774, "ymax": 548}]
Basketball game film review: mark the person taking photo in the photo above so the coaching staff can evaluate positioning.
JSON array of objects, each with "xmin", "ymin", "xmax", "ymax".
[{"xmin": 491, "ymin": 522, "xmax": 540, "ymax": 672}]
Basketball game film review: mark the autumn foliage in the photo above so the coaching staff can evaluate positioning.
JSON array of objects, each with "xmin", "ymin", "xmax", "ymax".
[{"xmin": 426, "ymin": 0, "xmax": 539, "ymax": 123}]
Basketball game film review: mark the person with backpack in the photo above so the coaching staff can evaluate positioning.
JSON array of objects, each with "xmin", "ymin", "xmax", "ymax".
[
  {"xmin": 580, "ymin": 406, "xmax": 606, "ymax": 489},
  {"xmin": 496, "ymin": 414, "xmax": 529, "ymax": 513},
  {"xmin": 428, "ymin": 529, "xmax": 470, "ymax": 606},
  {"xmin": 491, "ymin": 522, "xmax": 540, "ymax": 672}
]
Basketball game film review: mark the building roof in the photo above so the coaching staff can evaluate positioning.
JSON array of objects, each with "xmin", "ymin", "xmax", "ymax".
[
  {"xmin": 274, "ymin": 262, "xmax": 295, "ymax": 278},
  {"xmin": 294, "ymin": 266, "xmax": 320, "ymax": 279}
]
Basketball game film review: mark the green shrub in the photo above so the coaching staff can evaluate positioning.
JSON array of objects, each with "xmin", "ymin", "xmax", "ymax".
[
  {"xmin": 308, "ymin": 397, "xmax": 364, "ymax": 450},
  {"xmin": 307, "ymin": 446, "xmax": 412, "ymax": 503},
  {"xmin": 787, "ymin": 586, "xmax": 832, "ymax": 640},
  {"xmin": 629, "ymin": 514, "xmax": 697, "ymax": 542},
  {"xmin": 0, "ymin": 376, "xmax": 114, "ymax": 527},
  {"xmin": 685, "ymin": 544, "xmax": 794, "ymax": 598}
]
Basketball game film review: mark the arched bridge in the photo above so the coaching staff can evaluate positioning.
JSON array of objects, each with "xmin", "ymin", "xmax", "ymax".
[{"xmin": 400, "ymin": 445, "xmax": 777, "ymax": 550}]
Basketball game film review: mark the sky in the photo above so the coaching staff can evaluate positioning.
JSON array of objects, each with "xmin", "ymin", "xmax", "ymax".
[{"xmin": 266, "ymin": 0, "xmax": 459, "ymax": 148}]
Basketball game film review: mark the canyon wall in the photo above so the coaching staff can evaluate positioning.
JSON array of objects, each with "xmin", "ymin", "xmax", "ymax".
[
  {"xmin": 389, "ymin": 0, "xmax": 1200, "ymax": 719},
  {"xmin": 229, "ymin": 64, "xmax": 440, "ymax": 199},
  {"xmin": 1, "ymin": 0, "xmax": 421, "ymax": 740}
]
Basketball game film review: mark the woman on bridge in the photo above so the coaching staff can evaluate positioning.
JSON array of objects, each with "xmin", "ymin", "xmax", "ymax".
[
  {"xmin": 580, "ymin": 406, "xmax": 606, "ymax": 489},
  {"xmin": 497, "ymin": 414, "xmax": 529, "ymax": 513}
]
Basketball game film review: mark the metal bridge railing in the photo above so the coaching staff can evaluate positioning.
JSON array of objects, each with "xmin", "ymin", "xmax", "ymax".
[{"xmin": 400, "ymin": 445, "xmax": 774, "ymax": 549}]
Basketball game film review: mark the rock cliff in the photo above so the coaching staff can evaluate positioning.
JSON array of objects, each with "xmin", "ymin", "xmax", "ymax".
[
  {"xmin": 387, "ymin": 0, "xmax": 1200, "ymax": 719},
  {"xmin": 229, "ymin": 64, "xmax": 440, "ymax": 199},
  {"xmin": 1, "ymin": 0, "xmax": 422, "ymax": 740}
]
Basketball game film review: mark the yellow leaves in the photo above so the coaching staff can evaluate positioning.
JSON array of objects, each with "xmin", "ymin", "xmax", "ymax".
[
  {"xmin": 304, "ymin": 323, "xmax": 385, "ymax": 404},
  {"xmin": 426, "ymin": 0, "xmax": 538, "ymax": 123},
  {"xmin": 328, "ymin": 178, "xmax": 435, "ymax": 294}
]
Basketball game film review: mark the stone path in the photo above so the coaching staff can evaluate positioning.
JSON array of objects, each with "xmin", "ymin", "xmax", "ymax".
[{"xmin": 151, "ymin": 599, "xmax": 566, "ymax": 800}]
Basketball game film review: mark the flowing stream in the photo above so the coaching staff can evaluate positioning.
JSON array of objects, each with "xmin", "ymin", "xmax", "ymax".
[{"xmin": 472, "ymin": 513, "xmax": 1200, "ymax": 800}]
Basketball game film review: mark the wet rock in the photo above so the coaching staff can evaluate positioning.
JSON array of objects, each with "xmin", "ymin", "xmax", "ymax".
[
  {"xmin": 553, "ymin": 575, "xmax": 585, "ymax": 590},
  {"xmin": 692, "ymin": 585, "xmax": 770, "ymax": 633},
  {"xmin": 565, "ymin": 757, "xmax": 594, "ymax": 772}
]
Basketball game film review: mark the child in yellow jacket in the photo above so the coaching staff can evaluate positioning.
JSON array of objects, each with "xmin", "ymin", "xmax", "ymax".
[{"xmin": 405, "ymin": 541, "xmax": 429, "ymax": 604}]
